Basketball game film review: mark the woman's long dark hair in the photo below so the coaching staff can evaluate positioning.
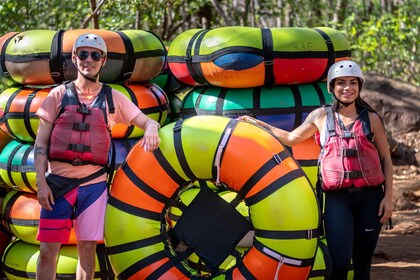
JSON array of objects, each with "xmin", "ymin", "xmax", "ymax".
[{"xmin": 330, "ymin": 77, "xmax": 384, "ymax": 123}]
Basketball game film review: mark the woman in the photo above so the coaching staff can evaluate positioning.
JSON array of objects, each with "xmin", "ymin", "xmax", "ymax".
[{"xmin": 239, "ymin": 60, "xmax": 393, "ymax": 280}]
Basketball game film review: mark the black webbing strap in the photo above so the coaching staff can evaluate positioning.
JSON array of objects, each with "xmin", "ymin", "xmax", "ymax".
[
  {"xmin": 215, "ymin": 88, "xmax": 228, "ymax": 116},
  {"xmin": 6, "ymin": 142, "xmax": 24, "ymax": 188},
  {"xmin": 246, "ymin": 168, "xmax": 304, "ymax": 207},
  {"xmin": 313, "ymin": 28, "xmax": 335, "ymax": 82},
  {"xmin": 308, "ymin": 240, "xmax": 331, "ymax": 278},
  {"xmin": 121, "ymin": 163, "xmax": 170, "ymax": 205},
  {"xmin": 324, "ymin": 106, "xmax": 336, "ymax": 138},
  {"xmin": 115, "ymin": 31, "xmax": 135, "ymax": 81},
  {"xmin": 49, "ymin": 30, "xmax": 66, "ymax": 84},
  {"xmin": 116, "ymin": 250, "xmax": 167, "ymax": 280},
  {"xmin": 107, "ymin": 196, "xmax": 161, "ymax": 221},
  {"xmin": 185, "ymin": 29, "xmax": 209, "ymax": 85},
  {"xmin": 172, "ymin": 120, "xmax": 197, "ymax": 181},
  {"xmin": 152, "ymin": 148, "xmax": 186, "ymax": 187},
  {"xmin": 2, "ymin": 190, "xmax": 20, "ymax": 232},
  {"xmin": 261, "ymin": 28, "xmax": 275, "ymax": 88},
  {"xmin": 358, "ymin": 108, "xmax": 373, "ymax": 142},
  {"xmin": 234, "ymin": 258, "xmax": 258, "ymax": 280},
  {"xmin": 313, "ymin": 82, "xmax": 327, "ymax": 105},
  {"xmin": 148, "ymin": 30, "xmax": 167, "ymax": 74},
  {"xmin": 24, "ymin": 90, "xmax": 39, "ymax": 140},
  {"xmin": 2, "ymin": 241, "xmax": 36, "ymax": 279},
  {"xmin": 0, "ymin": 32, "xmax": 19, "ymax": 85},
  {"xmin": 145, "ymin": 247, "xmax": 194, "ymax": 280},
  {"xmin": 290, "ymin": 85, "xmax": 303, "ymax": 129},
  {"xmin": 1, "ymin": 88, "xmax": 21, "ymax": 138},
  {"xmin": 103, "ymin": 84, "xmax": 115, "ymax": 114},
  {"xmin": 234, "ymin": 149, "xmax": 290, "ymax": 204},
  {"xmin": 94, "ymin": 244, "xmax": 115, "ymax": 280},
  {"xmin": 193, "ymin": 86, "xmax": 209, "ymax": 116},
  {"xmin": 147, "ymin": 85, "xmax": 169, "ymax": 123},
  {"xmin": 106, "ymin": 234, "xmax": 164, "ymax": 256},
  {"xmin": 254, "ymin": 227, "xmax": 319, "ymax": 240},
  {"xmin": 106, "ymin": 140, "xmax": 116, "ymax": 188},
  {"xmin": 21, "ymin": 145, "xmax": 36, "ymax": 192}
]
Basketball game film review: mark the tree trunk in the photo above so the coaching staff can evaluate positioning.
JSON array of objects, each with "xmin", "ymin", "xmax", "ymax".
[{"xmin": 83, "ymin": 0, "xmax": 107, "ymax": 28}]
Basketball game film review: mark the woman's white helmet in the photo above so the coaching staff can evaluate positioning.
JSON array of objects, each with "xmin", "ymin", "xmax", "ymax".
[
  {"xmin": 327, "ymin": 60, "xmax": 364, "ymax": 93},
  {"xmin": 73, "ymin": 33, "xmax": 107, "ymax": 56}
]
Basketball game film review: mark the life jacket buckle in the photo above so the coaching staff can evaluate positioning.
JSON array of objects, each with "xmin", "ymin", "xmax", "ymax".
[
  {"xmin": 77, "ymin": 107, "xmax": 91, "ymax": 115},
  {"xmin": 273, "ymin": 153, "xmax": 282, "ymax": 164},
  {"xmin": 343, "ymin": 131, "xmax": 354, "ymax": 138},
  {"xmin": 343, "ymin": 170, "xmax": 362, "ymax": 179},
  {"xmin": 342, "ymin": 148, "xmax": 358, "ymax": 157},
  {"xmin": 73, "ymin": 123, "xmax": 90, "ymax": 131}
]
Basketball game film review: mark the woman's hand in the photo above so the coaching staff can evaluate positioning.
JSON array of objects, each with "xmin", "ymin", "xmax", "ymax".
[{"xmin": 378, "ymin": 197, "xmax": 393, "ymax": 224}]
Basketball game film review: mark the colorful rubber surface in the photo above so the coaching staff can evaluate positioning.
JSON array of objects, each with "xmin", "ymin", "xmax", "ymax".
[
  {"xmin": 168, "ymin": 26, "xmax": 350, "ymax": 88},
  {"xmin": 0, "ymin": 29, "xmax": 166, "ymax": 86},
  {"xmin": 105, "ymin": 115, "xmax": 320, "ymax": 279}
]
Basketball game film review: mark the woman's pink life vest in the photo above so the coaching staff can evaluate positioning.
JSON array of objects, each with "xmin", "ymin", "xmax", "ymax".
[
  {"xmin": 318, "ymin": 106, "xmax": 385, "ymax": 190},
  {"xmin": 48, "ymin": 82, "xmax": 114, "ymax": 166}
]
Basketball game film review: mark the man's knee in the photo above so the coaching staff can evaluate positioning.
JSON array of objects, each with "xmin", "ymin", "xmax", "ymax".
[{"xmin": 39, "ymin": 242, "xmax": 61, "ymax": 259}]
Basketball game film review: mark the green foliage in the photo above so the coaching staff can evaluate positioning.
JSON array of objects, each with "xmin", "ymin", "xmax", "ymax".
[
  {"xmin": 0, "ymin": 0, "xmax": 417, "ymax": 86},
  {"xmin": 339, "ymin": 2, "xmax": 419, "ymax": 86},
  {"xmin": 0, "ymin": 0, "xmax": 90, "ymax": 31}
]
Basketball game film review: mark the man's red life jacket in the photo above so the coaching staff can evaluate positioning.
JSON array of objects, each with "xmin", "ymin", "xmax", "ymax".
[
  {"xmin": 48, "ymin": 82, "xmax": 114, "ymax": 166},
  {"xmin": 318, "ymin": 106, "xmax": 385, "ymax": 190}
]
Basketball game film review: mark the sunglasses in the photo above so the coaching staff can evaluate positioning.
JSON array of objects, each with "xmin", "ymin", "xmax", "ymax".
[{"xmin": 76, "ymin": 50, "xmax": 104, "ymax": 61}]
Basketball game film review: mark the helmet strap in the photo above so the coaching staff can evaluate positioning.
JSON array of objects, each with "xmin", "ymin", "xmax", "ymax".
[
  {"xmin": 333, "ymin": 93, "xmax": 354, "ymax": 107},
  {"xmin": 74, "ymin": 62, "xmax": 103, "ymax": 83}
]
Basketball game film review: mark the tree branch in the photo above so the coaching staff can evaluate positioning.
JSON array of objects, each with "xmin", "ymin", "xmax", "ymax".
[{"xmin": 83, "ymin": 0, "xmax": 107, "ymax": 29}]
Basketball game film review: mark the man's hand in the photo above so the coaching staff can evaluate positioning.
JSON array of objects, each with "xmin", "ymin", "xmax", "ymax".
[
  {"xmin": 37, "ymin": 181, "xmax": 54, "ymax": 211},
  {"xmin": 141, "ymin": 120, "xmax": 160, "ymax": 152}
]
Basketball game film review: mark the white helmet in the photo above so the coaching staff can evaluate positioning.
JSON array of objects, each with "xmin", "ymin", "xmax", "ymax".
[
  {"xmin": 327, "ymin": 60, "xmax": 364, "ymax": 93},
  {"xmin": 73, "ymin": 33, "xmax": 107, "ymax": 56}
]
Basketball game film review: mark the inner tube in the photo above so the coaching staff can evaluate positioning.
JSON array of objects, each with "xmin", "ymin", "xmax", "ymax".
[
  {"xmin": 180, "ymin": 83, "xmax": 331, "ymax": 187},
  {"xmin": 104, "ymin": 115, "xmax": 320, "ymax": 279},
  {"xmin": 1, "ymin": 239, "xmax": 114, "ymax": 279},
  {"xmin": 0, "ymin": 29, "xmax": 166, "ymax": 86},
  {"xmin": 0, "ymin": 86, "xmax": 50, "ymax": 143},
  {"xmin": 0, "ymin": 83, "xmax": 168, "ymax": 142},
  {"xmin": 0, "ymin": 140, "xmax": 36, "ymax": 193},
  {"xmin": 180, "ymin": 83, "xmax": 331, "ymax": 131},
  {"xmin": 109, "ymin": 83, "xmax": 169, "ymax": 139},
  {"xmin": 0, "ymin": 189, "xmax": 77, "ymax": 245},
  {"xmin": 168, "ymin": 26, "xmax": 351, "ymax": 88}
]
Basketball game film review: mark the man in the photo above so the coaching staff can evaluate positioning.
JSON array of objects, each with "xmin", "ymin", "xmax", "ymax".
[{"xmin": 34, "ymin": 33, "xmax": 161, "ymax": 280}]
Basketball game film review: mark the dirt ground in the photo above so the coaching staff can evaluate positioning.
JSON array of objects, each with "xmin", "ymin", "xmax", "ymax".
[{"xmin": 371, "ymin": 172, "xmax": 420, "ymax": 280}]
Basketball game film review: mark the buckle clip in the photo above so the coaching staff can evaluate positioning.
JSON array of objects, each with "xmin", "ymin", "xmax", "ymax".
[
  {"xmin": 306, "ymin": 229, "xmax": 313, "ymax": 240},
  {"xmin": 264, "ymin": 60, "xmax": 274, "ymax": 66},
  {"xmin": 273, "ymin": 153, "xmax": 282, "ymax": 164},
  {"xmin": 173, "ymin": 122, "xmax": 182, "ymax": 132}
]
